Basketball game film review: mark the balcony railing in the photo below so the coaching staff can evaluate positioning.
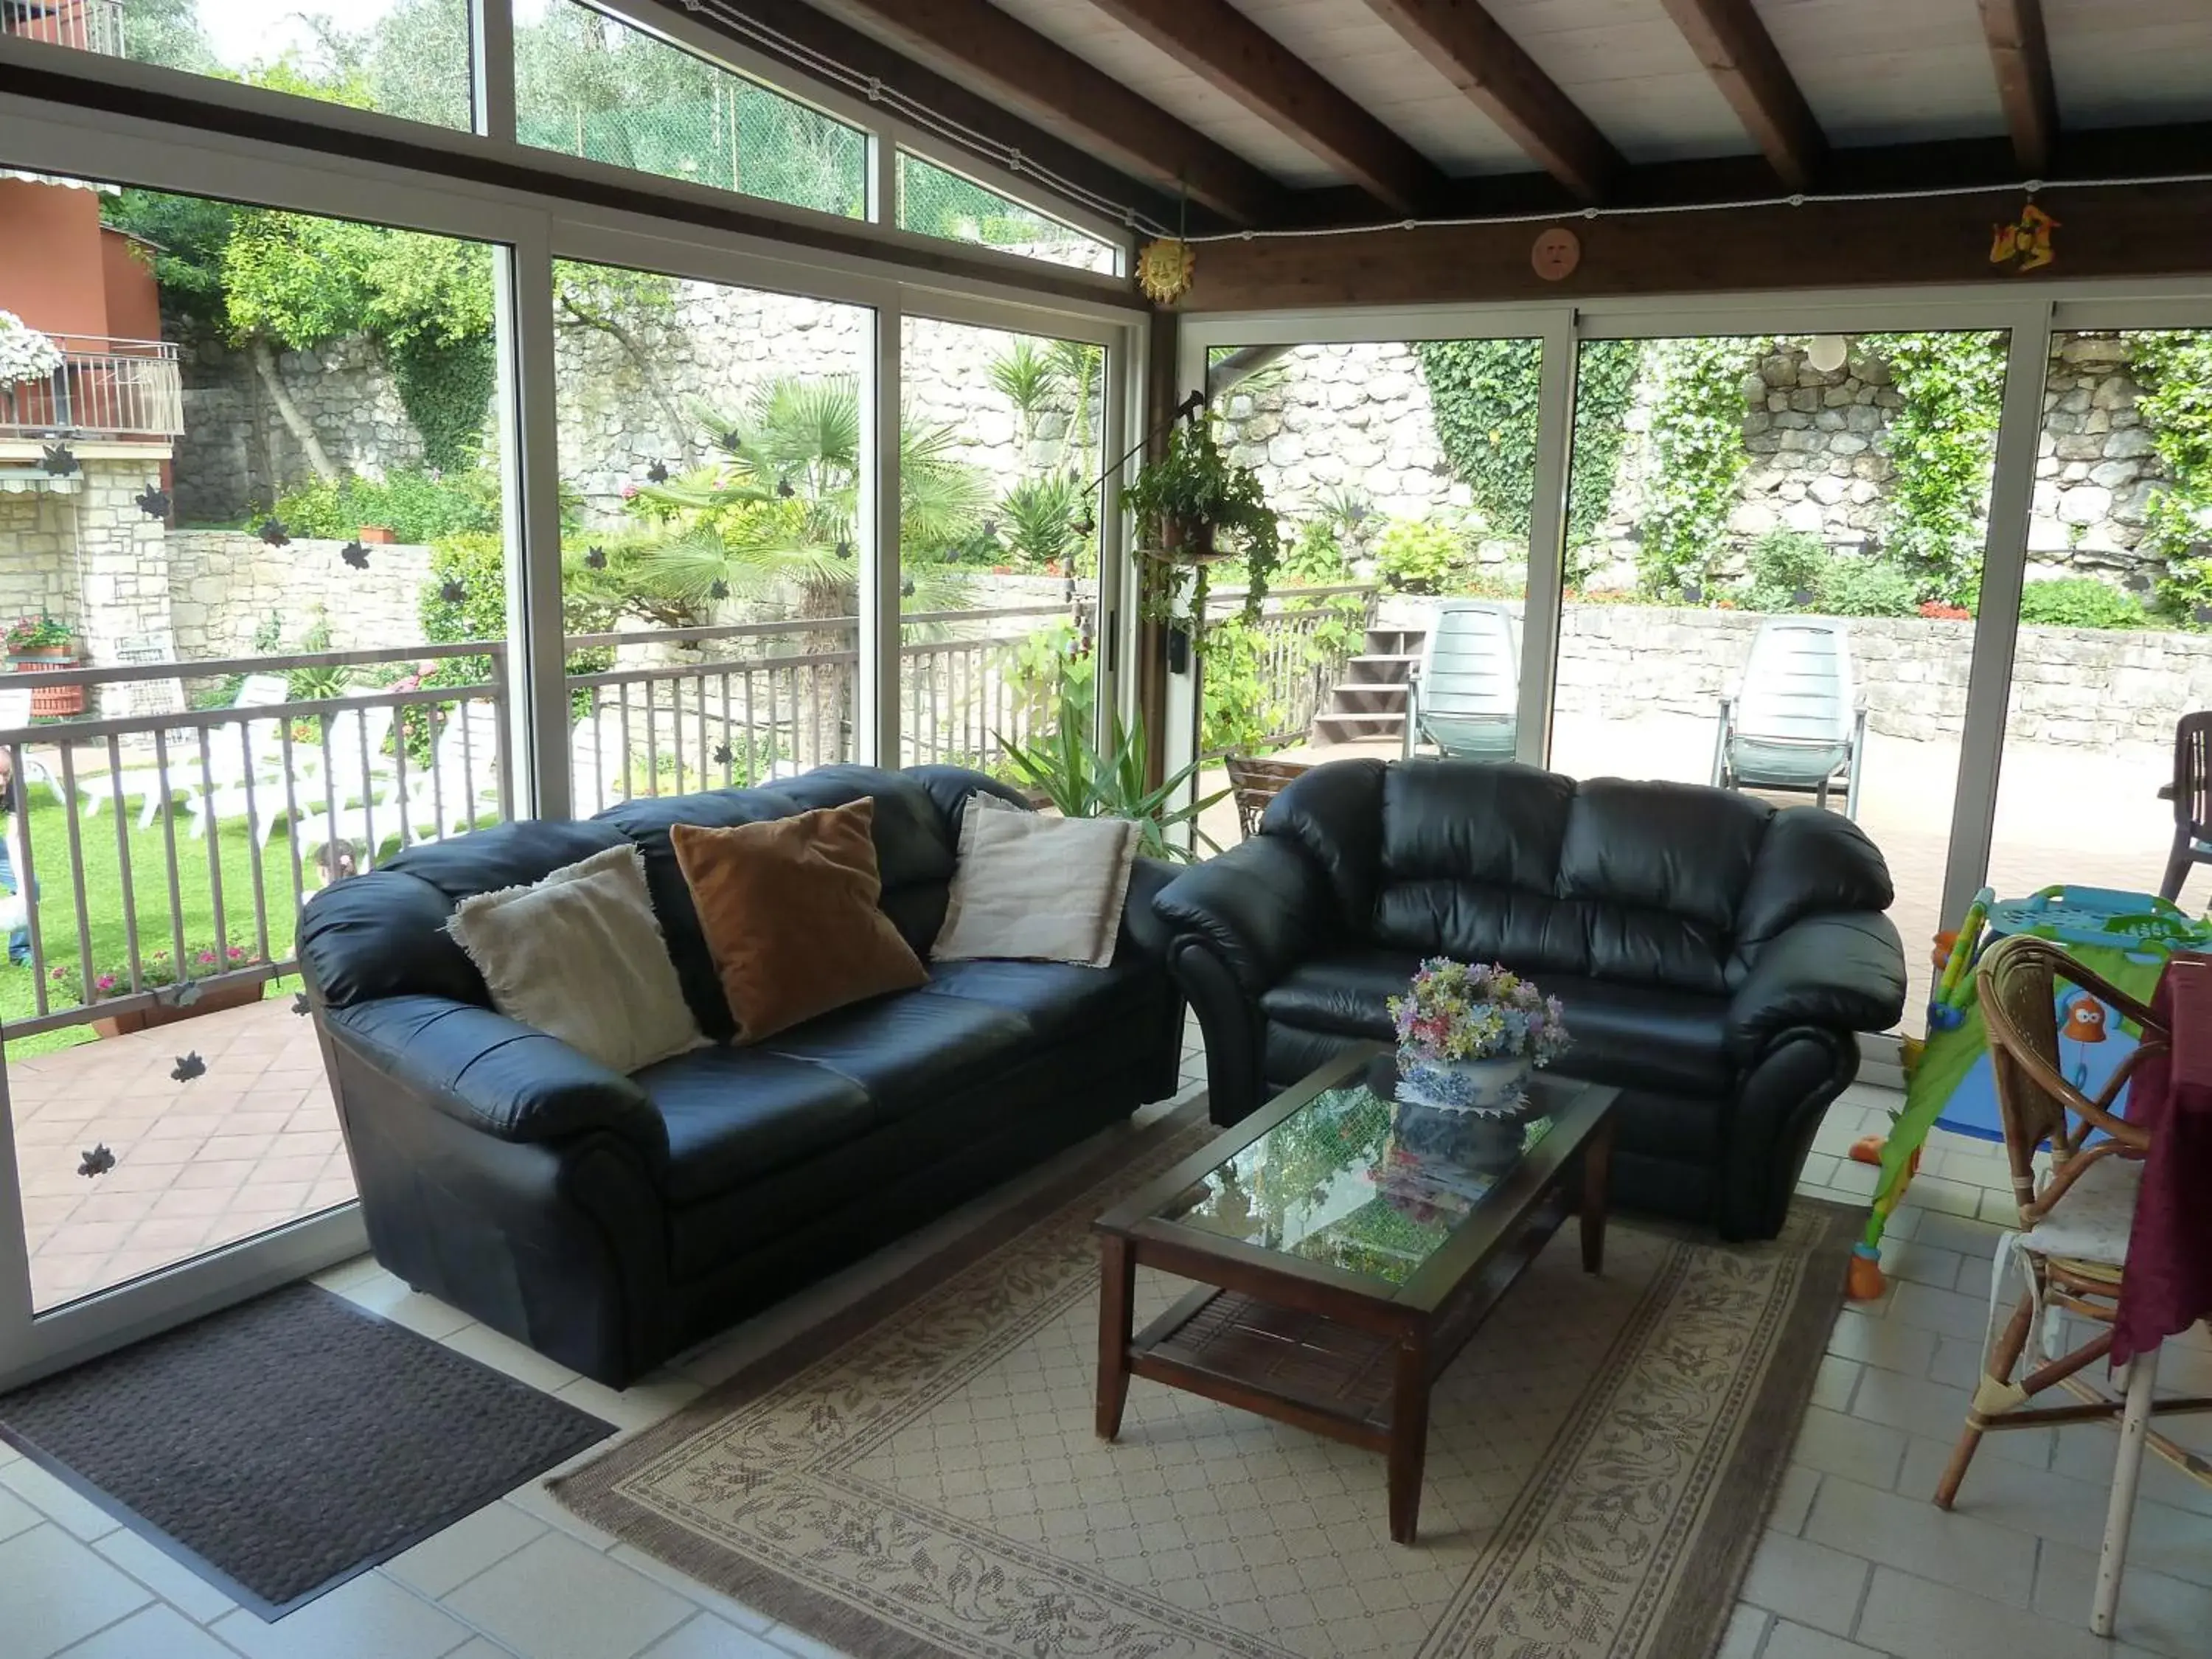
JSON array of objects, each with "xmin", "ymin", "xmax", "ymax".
[
  {"xmin": 0, "ymin": 336, "xmax": 185, "ymax": 443},
  {"xmin": 3, "ymin": 0, "xmax": 122, "ymax": 57}
]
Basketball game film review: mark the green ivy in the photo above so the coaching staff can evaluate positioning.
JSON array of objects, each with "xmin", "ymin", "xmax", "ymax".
[
  {"xmin": 1412, "ymin": 338, "xmax": 1639, "ymax": 570},
  {"xmin": 1860, "ymin": 332, "xmax": 2006, "ymax": 605},
  {"xmin": 2128, "ymin": 331, "xmax": 2212, "ymax": 621},
  {"xmin": 388, "ymin": 330, "xmax": 496, "ymax": 471},
  {"xmin": 1637, "ymin": 338, "xmax": 1763, "ymax": 594}
]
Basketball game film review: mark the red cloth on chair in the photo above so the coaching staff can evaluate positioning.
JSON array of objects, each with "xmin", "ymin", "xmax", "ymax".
[{"xmin": 2114, "ymin": 956, "xmax": 2212, "ymax": 1365}]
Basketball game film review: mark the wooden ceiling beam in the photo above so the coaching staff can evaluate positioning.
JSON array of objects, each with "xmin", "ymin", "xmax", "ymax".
[
  {"xmin": 1656, "ymin": 0, "xmax": 1826, "ymax": 192},
  {"xmin": 1979, "ymin": 0, "xmax": 2059, "ymax": 175},
  {"xmin": 788, "ymin": 0, "xmax": 1284, "ymax": 225},
  {"xmin": 1080, "ymin": 0, "xmax": 1448, "ymax": 215},
  {"xmin": 1361, "ymin": 0, "xmax": 1624, "ymax": 203}
]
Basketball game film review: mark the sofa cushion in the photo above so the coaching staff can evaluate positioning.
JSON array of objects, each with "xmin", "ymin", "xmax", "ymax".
[
  {"xmin": 633, "ymin": 1046, "xmax": 874, "ymax": 1204},
  {"xmin": 754, "ymin": 990, "xmax": 1031, "ymax": 1123},
  {"xmin": 919, "ymin": 956, "xmax": 1161, "ymax": 1043},
  {"xmin": 1259, "ymin": 949, "xmax": 1422, "ymax": 1037}
]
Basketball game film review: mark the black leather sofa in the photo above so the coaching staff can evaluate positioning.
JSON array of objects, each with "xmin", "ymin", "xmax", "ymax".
[
  {"xmin": 298, "ymin": 764, "xmax": 1184, "ymax": 1387},
  {"xmin": 1153, "ymin": 759, "xmax": 1906, "ymax": 1239}
]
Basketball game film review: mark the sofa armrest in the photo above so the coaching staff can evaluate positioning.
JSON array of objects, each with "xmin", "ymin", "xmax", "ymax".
[
  {"xmin": 1152, "ymin": 835, "xmax": 1334, "ymax": 995},
  {"xmin": 321, "ymin": 995, "xmax": 669, "ymax": 1172},
  {"xmin": 1726, "ymin": 911, "xmax": 1907, "ymax": 1060},
  {"xmin": 1116, "ymin": 856, "xmax": 1181, "ymax": 961}
]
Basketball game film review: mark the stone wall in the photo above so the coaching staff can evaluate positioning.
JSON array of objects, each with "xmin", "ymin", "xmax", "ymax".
[
  {"xmin": 165, "ymin": 531, "xmax": 434, "ymax": 661},
  {"xmin": 1382, "ymin": 594, "xmax": 2206, "ymax": 750},
  {"xmin": 0, "ymin": 487, "xmax": 87, "ymax": 628}
]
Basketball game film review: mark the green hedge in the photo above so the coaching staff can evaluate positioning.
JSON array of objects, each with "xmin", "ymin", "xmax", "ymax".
[{"xmin": 273, "ymin": 466, "xmax": 501, "ymax": 544}]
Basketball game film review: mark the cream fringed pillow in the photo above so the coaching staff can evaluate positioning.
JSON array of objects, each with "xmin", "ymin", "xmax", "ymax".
[
  {"xmin": 445, "ymin": 844, "xmax": 701, "ymax": 1074},
  {"xmin": 933, "ymin": 793, "xmax": 1138, "ymax": 968}
]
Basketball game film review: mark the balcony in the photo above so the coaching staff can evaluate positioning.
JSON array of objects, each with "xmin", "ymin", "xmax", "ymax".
[
  {"xmin": 0, "ymin": 335, "xmax": 184, "ymax": 444},
  {"xmin": 1, "ymin": 0, "xmax": 123, "ymax": 58}
]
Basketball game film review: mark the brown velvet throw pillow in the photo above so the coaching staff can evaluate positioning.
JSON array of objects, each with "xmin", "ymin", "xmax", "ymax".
[{"xmin": 669, "ymin": 798, "xmax": 927, "ymax": 1044}]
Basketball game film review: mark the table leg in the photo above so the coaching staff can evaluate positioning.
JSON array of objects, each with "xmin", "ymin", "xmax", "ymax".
[
  {"xmin": 1388, "ymin": 1332, "xmax": 1430, "ymax": 1545},
  {"xmin": 1581, "ymin": 1114, "xmax": 1615, "ymax": 1275},
  {"xmin": 1096, "ymin": 1235, "xmax": 1135, "ymax": 1441}
]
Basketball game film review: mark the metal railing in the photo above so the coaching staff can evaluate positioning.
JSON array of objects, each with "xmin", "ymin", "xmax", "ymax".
[
  {"xmin": 0, "ymin": 336, "xmax": 185, "ymax": 442},
  {"xmin": 3, "ymin": 0, "xmax": 122, "ymax": 56}
]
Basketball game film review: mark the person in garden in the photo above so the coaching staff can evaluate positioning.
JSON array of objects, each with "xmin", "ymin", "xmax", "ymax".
[{"xmin": 0, "ymin": 746, "xmax": 31, "ymax": 966}]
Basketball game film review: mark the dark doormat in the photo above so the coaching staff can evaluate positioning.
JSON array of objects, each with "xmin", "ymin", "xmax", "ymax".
[{"xmin": 0, "ymin": 1282, "xmax": 613, "ymax": 1621}]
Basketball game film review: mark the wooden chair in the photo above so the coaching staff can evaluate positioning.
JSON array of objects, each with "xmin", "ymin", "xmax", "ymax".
[
  {"xmin": 1937, "ymin": 934, "xmax": 2212, "ymax": 1635},
  {"xmin": 2157, "ymin": 710, "xmax": 2212, "ymax": 903},
  {"xmin": 1222, "ymin": 754, "xmax": 1310, "ymax": 840}
]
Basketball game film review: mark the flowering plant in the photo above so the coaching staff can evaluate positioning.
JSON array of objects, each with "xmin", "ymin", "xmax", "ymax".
[
  {"xmin": 4, "ymin": 613, "xmax": 72, "ymax": 653},
  {"xmin": 48, "ymin": 941, "xmax": 262, "ymax": 1006},
  {"xmin": 1388, "ymin": 958, "xmax": 1570, "ymax": 1068},
  {"xmin": 0, "ymin": 310, "xmax": 64, "ymax": 389}
]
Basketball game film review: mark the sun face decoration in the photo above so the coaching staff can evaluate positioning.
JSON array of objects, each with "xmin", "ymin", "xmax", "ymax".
[{"xmin": 1136, "ymin": 237, "xmax": 1197, "ymax": 306}]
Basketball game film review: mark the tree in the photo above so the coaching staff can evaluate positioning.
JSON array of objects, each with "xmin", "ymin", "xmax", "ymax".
[
  {"xmin": 551, "ymin": 261, "xmax": 689, "ymax": 467},
  {"xmin": 121, "ymin": 0, "xmax": 215, "ymax": 73}
]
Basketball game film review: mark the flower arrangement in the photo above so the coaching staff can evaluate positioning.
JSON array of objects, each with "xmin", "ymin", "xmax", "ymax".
[
  {"xmin": 49, "ymin": 942, "xmax": 261, "ymax": 1006},
  {"xmin": 4, "ymin": 613, "xmax": 72, "ymax": 655},
  {"xmin": 1389, "ymin": 958, "xmax": 1570, "ymax": 1068},
  {"xmin": 0, "ymin": 310, "xmax": 65, "ymax": 389}
]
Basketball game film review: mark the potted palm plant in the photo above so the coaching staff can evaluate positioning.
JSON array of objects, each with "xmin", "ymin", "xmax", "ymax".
[
  {"xmin": 997, "ymin": 694, "xmax": 1226, "ymax": 862},
  {"xmin": 1124, "ymin": 418, "xmax": 1281, "ymax": 629}
]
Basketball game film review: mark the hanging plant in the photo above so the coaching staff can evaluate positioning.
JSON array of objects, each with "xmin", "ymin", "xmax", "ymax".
[
  {"xmin": 0, "ymin": 310, "xmax": 64, "ymax": 388},
  {"xmin": 1124, "ymin": 417, "xmax": 1282, "ymax": 635}
]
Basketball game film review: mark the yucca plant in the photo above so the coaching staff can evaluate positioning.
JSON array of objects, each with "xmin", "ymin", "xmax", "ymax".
[
  {"xmin": 996, "ymin": 695, "xmax": 1227, "ymax": 863},
  {"xmin": 995, "ymin": 474, "xmax": 1088, "ymax": 570}
]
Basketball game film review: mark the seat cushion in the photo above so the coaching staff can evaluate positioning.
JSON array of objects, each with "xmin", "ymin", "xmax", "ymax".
[
  {"xmin": 634, "ymin": 1047, "xmax": 874, "ymax": 1205},
  {"xmin": 1259, "ymin": 948, "xmax": 1422, "ymax": 1037},
  {"xmin": 754, "ymin": 990, "xmax": 1030, "ymax": 1123},
  {"xmin": 2021, "ymin": 1154, "xmax": 2140, "ymax": 1268},
  {"xmin": 919, "ymin": 957, "xmax": 1161, "ymax": 1043}
]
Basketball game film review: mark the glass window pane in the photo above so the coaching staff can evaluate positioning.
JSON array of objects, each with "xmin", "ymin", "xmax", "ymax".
[
  {"xmin": 554, "ymin": 260, "xmax": 872, "ymax": 807},
  {"xmin": 897, "ymin": 152, "xmax": 1119, "ymax": 275},
  {"xmin": 0, "ymin": 172, "xmax": 511, "ymax": 1309},
  {"xmin": 897, "ymin": 318, "xmax": 1104, "ymax": 772},
  {"xmin": 1554, "ymin": 331, "xmax": 2011, "ymax": 1032},
  {"xmin": 1988, "ymin": 330, "xmax": 2212, "ymax": 917},
  {"xmin": 1193, "ymin": 338, "xmax": 1540, "ymax": 847},
  {"xmin": 516, "ymin": 1, "xmax": 866, "ymax": 219},
  {"xmin": 6, "ymin": 1, "xmax": 476, "ymax": 130}
]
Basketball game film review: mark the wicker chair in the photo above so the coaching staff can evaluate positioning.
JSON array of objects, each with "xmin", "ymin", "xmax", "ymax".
[
  {"xmin": 1222, "ymin": 754, "xmax": 1311, "ymax": 841},
  {"xmin": 1937, "ymin": 934, "xmax": 2212, "ymax": 1635}
]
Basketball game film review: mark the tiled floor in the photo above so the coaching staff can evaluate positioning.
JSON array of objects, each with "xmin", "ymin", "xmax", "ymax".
[
  {"xmin": 2, "ymin": 1022, "xmax": 2208, "ymax": 1659},
  {"xmin": 7, "ymin": 997, "xmax": 349, "ymax": 1312}
]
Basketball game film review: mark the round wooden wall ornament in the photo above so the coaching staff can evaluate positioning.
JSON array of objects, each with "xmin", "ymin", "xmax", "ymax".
[{"xmin": 1531, "ymin": 226, "xmax": 1582, "ymax": 282}]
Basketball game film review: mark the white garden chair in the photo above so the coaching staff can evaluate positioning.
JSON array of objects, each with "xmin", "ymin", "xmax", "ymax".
[
  {"xmin": 395, "ymin": 700, "xmax": 507, "ymax": 839},
  {"xmin": 571, "ymin": 706, "xmax": 630, "ymax": 816},
  {"xmin": 86, "ymin": 674, "xmax": 291, "ymax": 832}
]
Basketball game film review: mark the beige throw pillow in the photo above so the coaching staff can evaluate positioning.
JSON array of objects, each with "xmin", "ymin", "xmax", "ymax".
[
  {"xmin": 445, "ymin": 843, "xmax": 700, "ymax": 1074},
  {"xmin": 933, "ymin": 793, "xmax": 1138, "ymax": 968}
]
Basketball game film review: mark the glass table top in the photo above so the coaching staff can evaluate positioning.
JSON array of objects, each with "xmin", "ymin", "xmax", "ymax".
[{"xmin": 1157, "ymin": 1079, "xmax": 1558, "ymax": 1287}]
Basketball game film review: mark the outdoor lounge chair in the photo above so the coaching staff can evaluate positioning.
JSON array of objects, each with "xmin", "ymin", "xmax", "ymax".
[
  {"xmin": 1401, "ymin": 601, "xmax": 1520, "ymax": 763},
  {"xmin": 395, "ymin": 700, "xmax": 507, "ymax": 839},
  {"xmin": 1711, "ymin": 616, "xmax": 1868, "ymax": 818},
  {"xmin": 93, "ymin": 673, "xmax": 293, "ymax": 832}
]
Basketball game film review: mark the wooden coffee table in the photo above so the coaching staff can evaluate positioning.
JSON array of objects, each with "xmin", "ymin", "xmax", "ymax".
[{"xmin": 1093, "ymin": 1044, "xmax": 1619, "ymax": 1544}]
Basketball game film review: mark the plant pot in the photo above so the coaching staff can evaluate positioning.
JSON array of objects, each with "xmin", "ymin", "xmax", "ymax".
[
  {"xmin": 1390, "ymin": 1101, "xmax": 1530, "ymax": 1175},
  {"xmin": 90, "ymin": 975, "xmax": 265, "ymax": 1038},
  {"xmin": 1146, "ymin": 516, "xmax": 1232, "ymax": 566},
  {"xmin": 358, "ymin": 524, "xmax": 397, "ymax": 545},
  {"xmin": 1396, "ymin": 1051, "xmax": 1533, "ymax": 1114},
  {"xmin": 11, "ymin": 652, "xmax": 83, "ymax": 716}
]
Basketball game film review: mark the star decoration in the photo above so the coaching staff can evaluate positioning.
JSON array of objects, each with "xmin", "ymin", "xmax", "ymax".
[
  {"xmin": 170, "ymin": 1051, "xmax": 206, "ymax": 1083},
  {"xmin": 77, "ymin": 1144, "xmax": 115, "ymax": 1179},
  {"xmin": 41, "ymin": 442, "xmax": 78, "ymax": 477},
  {"xmin": 293, "ymin": 990, "xmax": 311, "ymax": 1016},
  {"xmin": 259, "ymin": 518, "xmax": 291, "ymax": 547},
  {"xmin": 341, "ymin": 540, "xmax": 370, "ymax": 570},
  {"xmin": 440, "ymin": 578, "xmax": 467, "ymax": 605},
  {"xmin": 645, "ymin": 461, "xmax": 669, "ymax": 484},
  {"xmin": 708, "ymin": 580, "xmax": 729, "ymax": 601},
  {"xmin": 835, "ymin": 540, "xmax": 852, "ymax": 559},
  {"xmin": 775, "ymin": 477, "xmax": 794, "ymax": 499},
  {"xmin": 712, "ymin": 742, "xmax": 734, "ymax": 768},
  {"xmin": 135, "ymin": 485, "xmax": 171, "ymax": 519},
  {"xmin": 982, "ymin": 518, "xmax": 998, "ymax": 540},
  {"xmin": 584, "ymin": 545, "xmax": 608, "ymax": 571},
  {"xmin": 900, "ymin": 576, "xmax": 917, "ymax": 598},
  {"xmin": 167, "ymin": 980, "xmax": 204, "ymax": 1008}
]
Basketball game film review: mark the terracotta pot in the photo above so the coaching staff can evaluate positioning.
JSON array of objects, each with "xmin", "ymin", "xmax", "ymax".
[
  {"xmin": 358, "ymin": 524, "xmax": 398, "ymax": 545},
  {"xmin": 11, "ymin": 653, "xmax": 83, "ymax": 717},
  {"xmin": 91, "ymin": 975, "xmax": 265, "ymax": 1039}
]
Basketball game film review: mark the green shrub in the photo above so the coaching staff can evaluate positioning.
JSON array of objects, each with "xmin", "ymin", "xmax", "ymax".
[
  {"xmin": 1815, "ymin": 557, "xmax": 1921, "ymax": 618},
  {"xmin": 2017, "ymin": 575, "xmax": 2145, "ymax": 630},
  {"xmin": 1373, "ymin": 518, "xmax": 1467, "ymax": 594},
  {"xmin": 274, "ymin": 465, "xmax": 501, "ymax": 544},
  {"xmin": 1747, "ymin": 529, "xmax": 1828, "ymax": 597}
]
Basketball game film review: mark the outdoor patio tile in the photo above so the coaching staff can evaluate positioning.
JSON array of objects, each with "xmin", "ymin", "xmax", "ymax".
[
  {"xmin": 169, "ymin": 1159, "xmax": 256, "ymax": 1192},
  {"xmin": 306, "ymin": 1178, "xmax": 357, "ymax": 1209},
  {"xmin": 226, "ymin": 1180, "xmax": 314, "ymax": 1215},
  {"xmin": 147, "ymin": 1186, "xmax": 241, "ymax": 1217},
  {"xmin": 97, "ymin": 1248, "xmax": 195, "ymax": 1284},
  {"xmin": 116, "ymin": 1135, "xmax": 204, "ymax": 1166},
  {"xmin": 139, "ymin": 1114, "xmax": 230, "ymax": 1141},
  {"xmin": 254, "ymin": 1154, "xmax": 333, "ymax": 1186},
  {"xmin": 54, "ymin": 1191, "xmax": 147, "ymax": 1225}
]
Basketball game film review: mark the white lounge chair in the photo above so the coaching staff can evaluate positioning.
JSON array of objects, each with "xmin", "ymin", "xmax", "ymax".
[
  {"xmin": 1711, "ymin": 616, "xmax": 1868, "ymax": 818},
  {"xmin": 1403, "ymin": 601, "xmax": 1520, "ymax": 764},
  {"xmin": 396, "ymin": 700, "xmax": 507, "ymax": 839}
]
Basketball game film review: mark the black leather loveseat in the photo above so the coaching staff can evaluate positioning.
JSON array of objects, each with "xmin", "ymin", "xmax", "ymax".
[
  {"xmin": 1153, "ymin": 759, "xmax": 1906, "ymax": 1239},
  {"xmin": 298, "ymin": 764, "xmax": 1184, "ymax": 1386}
]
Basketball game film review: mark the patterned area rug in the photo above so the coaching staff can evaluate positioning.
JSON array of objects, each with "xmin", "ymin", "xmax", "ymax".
[{"xmin": 554, "ymin": 1110, "xmax": 1856, "ymax": 1658}]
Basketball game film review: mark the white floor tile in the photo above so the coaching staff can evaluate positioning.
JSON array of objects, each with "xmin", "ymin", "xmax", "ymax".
[
  {"xmin": 501, "ymin": 1482, "xmax": 620, "ymax": 1551},
  {"xmin": 56, "ymin": 1603, "xmax": 237, "ymax": 1659},
  {"xmin": 330, "ymin": 1273, "xmax": 476, "ymax": 1342},
  {"xmin": 1854, "ymin": 1564, "xmax": 2121, "ymax": 1659},
  {"xmin": 605, "ymin": 1544, "xmax": 776, "ymax": 1633},
  {"xmin": 0, "ymin": 1480, "xmax": 41, "ymax": 1544},
  {"xmin": 0, "ymin": 1458, "xmax": 122, "ymax": 1542},
  {"xmin": 383, "ymin": 1500, "xmax": 549, "ymax": 1599},
  {"xmin": 1741, "ymin": 1529, "xmax": 1869, "ymax": 1636},
  {"xmin": 639, "ymin": 1614, "xmax": 789, "ymax": 1658},
  {"xmin": 1879, "ymin": 1239, "xmax": 1965, "ymax": 1291},
  {"xmin": 1848, "ymin": 1368, "xmax": 2053, "ymax": 1472},
  {"xmin": 438, "ymin": 1324, "xmax": 582, "ymax": 1396},
  {"xmin": 1788, "ymin": 1407, "xmax": 1907, "ymax": 1489},
  {"xmin": 212, "ymin": 1571, "xmax": 476, "ymax": 1659},
  {"xmin": 1812, "ymin": 1354, "xmax": 1862, "ymax": 1413},
  {"xmin": 2033, "ymin": 1538, "xmax": 2212, "ymax": 1659},
  {"xmin": 93, "ymin": 1526, "xmax": 238, "ymax": 1624},
  {"xmin": 308, "ymin": 1253, "xmax": 386, "ymax": 1294},
  {"xmin": 442, "ymin": 1644, "xmax": 515, "ymax": 1659},
  {"xmin": 1804, "ymin": 1473, "xmax": 2039, "ymax": 1607},
  {"xmin": 762, "ymin": 1624, "xmax": 851, "ymax": 1659},
  {"xmin": 1764, "ymin": 1619, "xmax": 1890, "ymax": 1659},
  {"xmin": 1716, "ymin": 1604, "xmax": 1770, "ymax": 1659},
  {"xmin": 1826, "ymin": 1310, "xmax": 1940, "ymax": 1379},
  {"xmin": 439, "ymin": 1529, "xmax": 692, "ymax": 1659},
  {"xmin": 1770, "ymin": 1463, "xmax": 1821, "ymax": 1536},
  {"xmin": 552, "ymin": 1375, "xmax": 704, "ymax": 1436},
  {"xmin": 0, "ymin": 1525, "xmax": 155, "ymax": 1659}
]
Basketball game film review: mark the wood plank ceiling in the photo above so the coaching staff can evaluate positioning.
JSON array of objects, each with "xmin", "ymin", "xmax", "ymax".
[{"xmin": 737, "ymin": 0, "xmax": 2212, "ymax": 230}]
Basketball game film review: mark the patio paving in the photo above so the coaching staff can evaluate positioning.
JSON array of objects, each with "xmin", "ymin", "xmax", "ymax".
[{"xmin": 6, "ymin": 995, "xmax": 352, "ymax": 1312}]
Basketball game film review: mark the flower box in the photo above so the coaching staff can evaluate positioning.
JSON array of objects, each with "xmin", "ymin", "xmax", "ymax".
[{"xmin": 91, "ymin": 975, "xmax": 265, "ymax": 1038}]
